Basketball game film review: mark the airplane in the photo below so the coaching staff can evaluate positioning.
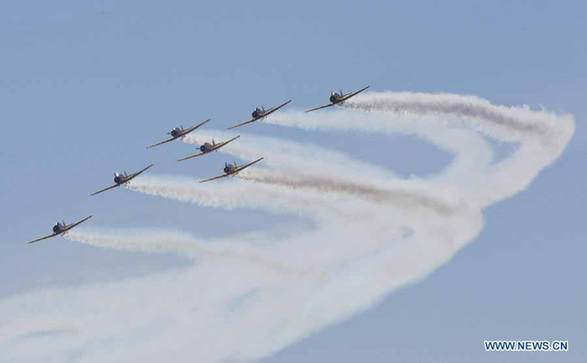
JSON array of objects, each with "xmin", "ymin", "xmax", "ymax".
[
  {"xmin": 227, "ymin": 100, "xmax": 291, "ymax": 130},
  {"xmin": 199, "ymin": 157, "xmax": 264, "ymax": 183},
  {"xmin": 177, "ymin": 135, "xmax": 240, "ymax": 162},
  {"xmin": 91, "ymin": 164, "xmax": 154, "ymax": 196},
  {"xmin": 305, "ymin": 85, "xmax": 370, "ymax": 112},
  {"xmin": 147, "ymin": 118, "xmax": 211, "ymax": 148},
  {"xmin": 26, "ymin": 215, "xmax": 92, "ymax": 244}
]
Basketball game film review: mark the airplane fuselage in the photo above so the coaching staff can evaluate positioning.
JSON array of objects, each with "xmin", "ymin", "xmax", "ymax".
[
  {"xmin": 252, "ymin": 108, "xmax": 266, "ymax": 119},
  {"xmin": 52, "ymin": 223, "xmax": 67, "ymax": 234},
  {"xmin": 329, "ymin": 92, "xmax": 344, "ymax": 104},
  {"xmin": 224, "ymin": 164, "xmax": 237, "ymax": 174},
  {"xmin": 200, "ymin": 142, "xmax": 214, "ymax": 153},
  {"xmin": 170, "ymin": 128, "xmax": 184, "ymax": 138},
  {"xmin": 113, "ymin": 174, "xmax": 131, "ymax": 184}
]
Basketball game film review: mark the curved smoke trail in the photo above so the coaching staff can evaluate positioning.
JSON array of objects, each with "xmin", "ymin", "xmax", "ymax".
[{"xmin": 0, "ymin": 91, "xmax": 574, "ymax": 363}]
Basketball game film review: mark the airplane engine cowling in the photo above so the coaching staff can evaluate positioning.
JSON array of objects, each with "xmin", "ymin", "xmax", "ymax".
[
  {"xmin": 52, "ymin": 225, "xmax": 60, "ymax": 234},
  {"xmin": 200, "ymin": 145, "xmax": 206, "ymax": 152}
]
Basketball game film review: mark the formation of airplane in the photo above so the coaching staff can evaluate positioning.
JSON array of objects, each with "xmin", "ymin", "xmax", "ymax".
[
  {"xmin": 305, "ymin": 86, "xmax": 369, "ymax": 112},
  {"xmin": 26, "ymin": 85, "xmax": 369, "ymax": 244},
  {"xmin": 147, "ymin": 119, "xmax": 211, "ymax": 149},
  {"xmin": 91, "ymin": 164, "xmax": 154, "ymax": 196},
  {"xmin": 26, "ymin": 215, "xmax": 92, "ymax": 244},
  {"xmin": 177, "ymin": 135, "xmax": 240, "ymax": 162},
  {"xmin": 227, "ymin": 100, "xmax": 292, "ymax": 130}
]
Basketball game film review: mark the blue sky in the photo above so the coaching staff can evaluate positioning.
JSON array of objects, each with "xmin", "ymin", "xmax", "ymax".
[{"xmin": 0, "ymin": 1, "xmax": 585, "ymax": 362}]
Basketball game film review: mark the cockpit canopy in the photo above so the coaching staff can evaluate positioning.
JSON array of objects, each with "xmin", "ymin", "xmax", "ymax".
[
  {"xmin": 224, "ymin": 162, "xmax": 236, "ymax": 174},
  {"xmin": 170, "ymin": 127, "xmax": 181, "ymax": 137},
  {"xmin": 329, "ymin": 92, "xmax": 340, "ymax": 103},
  {"xmin": 252, "ymin": 107, "xmax": 263, "ymax": 118},
  {"xmin": 52, "ymin": 223, "xmax": 63, "ymax": 234}
]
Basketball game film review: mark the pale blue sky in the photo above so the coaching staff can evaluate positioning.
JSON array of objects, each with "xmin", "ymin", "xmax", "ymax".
[{"xmin": 0, "ymin": 1, "xmax": 585, "ymax": 362}]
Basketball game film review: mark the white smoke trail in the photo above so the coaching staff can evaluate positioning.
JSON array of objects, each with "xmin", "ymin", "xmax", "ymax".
[
  {"xmin": 181, "ymin": 130, "xmax": 398, "ymax": 182},
  {"xmin": 240, "ymin": 168, "xmax": 460, "ymax": 216},
  {"xmin": 0, "ymin": 91, "xmax": 574, "ymax": 363},
  {"xmin": 125, "ymin": 174, "xmax": 370, "ymax": 223},
  {"xmin": 268, "ymin": 91, "xmax": 574, "ymax": 206},
  {"xmin": 63, "ymin": 228, "xmax": 326, "ymax": 279}
]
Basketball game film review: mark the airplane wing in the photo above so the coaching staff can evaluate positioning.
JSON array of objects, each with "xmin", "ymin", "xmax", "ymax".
[
  {"xmin": 212, "ymin": 135, "xmax": 241, "ymax": 151},
  {"xmin": 90, "ymin": 183, "xmax": 120, "ymax": 196},
  {"xmin": 199, "ymin": 173, "xmax": 231, "ymax": 183},
  {"xmin": 213, "ymin": 135, "xmax": 241, "ymax": 150},
  {"xmin": 227, "ymin": 117, "xmax": 258, "ymax": 130},
  {"xmin": 63, "ymin": 215, "xmax": 93, "ymax": 231},
  {"xmin": 146, "ymin": 135, "xmax": 177, "ymax": 149},
  {"xmin": 182, "ymin": 118, "xmax": 211, "ymax": 136},
  {"xmin": 340, "ymin": 85, "xmax": 370, "ymax": 102},
  {"xmin": 199, "ymin": 157, "xmax": 262, "ymax": 183},
  {"xmin": 26, "ymin": 233, "xmax": 58, "ymax": 244},
  {"xmin": 234, "ymin": 157, "xmax": 264, "ymax": 174},
  {"xmin": 305, "ymin": 86, "xmax": 369, "ymax": 113},
  {"xmin": 127, "ymin": 164, "xmax": 154, "ymax": 181},
  {"xmin": 177, "ymin": 151, "xmax": 206, "ymax": 161},
  {"xmin": 227, "ymin": 100, "xmax": 291, "ymax": 130},
  {"xmin": 147, "ymin": 119, "xmax": 210, "ymax": 148},
  {"xmin": 177, "ymin": 136, "xmax": 240, "ymax": 162},
  {"xmin": 26, "ymin": 216, "xmax": 92, "ymax": 244},
  {"xmin": 92, "ymin": 164, "xmax": 152, "ymax": 194},
  {"xmin": 265, "ymin": 99, "xmax": 292, "ymax": 116},
  {"xmin": 305, "ymin": 102, "xmax": 336, "ymax": 113}
]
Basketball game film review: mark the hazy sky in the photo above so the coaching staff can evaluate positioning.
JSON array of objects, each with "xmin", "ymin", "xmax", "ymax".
[{"xmin": 1, "ymin": 1, "xmax": 585, "ymax": 362}]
